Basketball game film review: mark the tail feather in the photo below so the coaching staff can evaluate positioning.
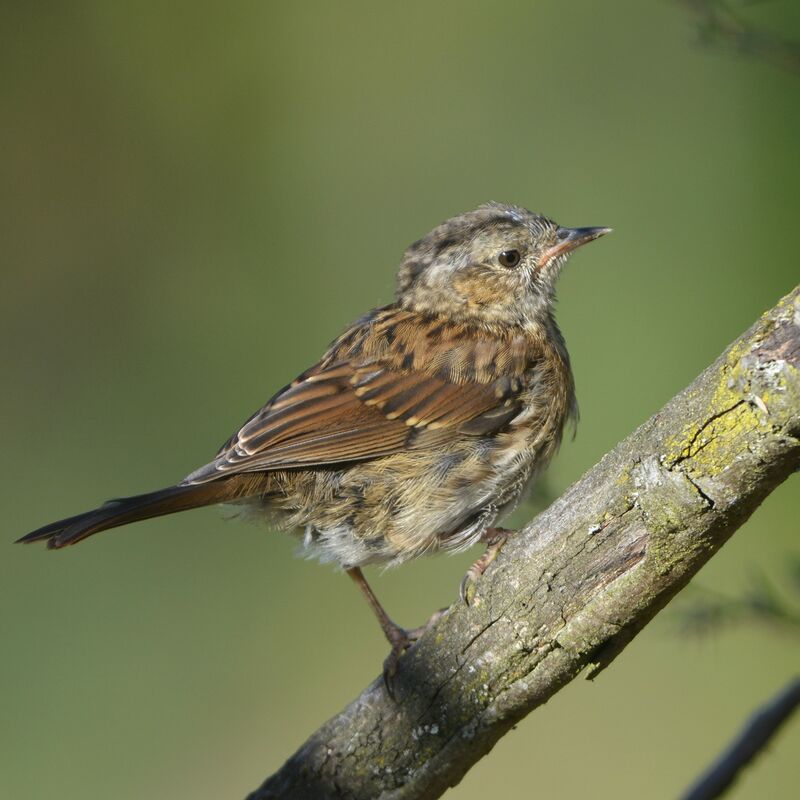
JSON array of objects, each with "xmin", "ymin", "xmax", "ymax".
[{"xmin": 17, "ymin": 482, "xmax": 234, "ymax": 549}]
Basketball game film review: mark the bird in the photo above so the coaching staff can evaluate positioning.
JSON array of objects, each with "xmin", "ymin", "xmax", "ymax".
[{"xmin": 18, "ymin": 202, "xmax": 610, "ymax": 684}]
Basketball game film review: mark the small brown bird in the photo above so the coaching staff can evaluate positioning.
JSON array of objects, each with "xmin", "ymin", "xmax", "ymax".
[{"xmin": 18, "ymin": 203, "xmax": 609, "ymax": 680}]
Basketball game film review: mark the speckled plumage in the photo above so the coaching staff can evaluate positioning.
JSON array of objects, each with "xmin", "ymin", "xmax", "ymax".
[
  {"xmin": 178, "ymin": 203, "xmax": 593, "ymax": 569},
  {"xmin": 19, "ymin": 203, "xmax": 609, "ymax": 672},
  {"xmin": 204, "ymin": 306, "xmax": 577, "ymax": 568}
]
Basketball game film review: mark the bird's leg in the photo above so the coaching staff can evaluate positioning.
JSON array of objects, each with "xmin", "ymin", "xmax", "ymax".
[
  {"xmin": 347, "ymin": 566, "xmax": 408, "ymax": 649},
  {"xmin": 347, "ymin": 566, "xmax": 444, "ymax": 695},
  {"xmin": 460, "ymin": 527, "xmax": 513, "ymax": 606}
]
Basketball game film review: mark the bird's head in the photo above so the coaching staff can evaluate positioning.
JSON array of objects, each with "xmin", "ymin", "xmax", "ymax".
[{"xmin": 396, "ymin": 202, "xmax": 610, "ymax": 328}]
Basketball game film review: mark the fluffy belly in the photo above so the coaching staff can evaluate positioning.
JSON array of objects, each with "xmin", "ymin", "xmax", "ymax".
[{"xmin": 248, "ymin": 435, "xmax": 541, "ymax": 569}]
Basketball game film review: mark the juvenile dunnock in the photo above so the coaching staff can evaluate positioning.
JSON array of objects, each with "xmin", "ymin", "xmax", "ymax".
[{"xmin": 19, "ymin": 203, "xmax": 610, "ymax": 680}]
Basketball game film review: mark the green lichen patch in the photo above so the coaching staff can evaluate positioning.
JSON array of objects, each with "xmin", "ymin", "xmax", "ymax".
[{"xmin": 664, "ymin": 346, "xmax": 774, "ymax": 478}]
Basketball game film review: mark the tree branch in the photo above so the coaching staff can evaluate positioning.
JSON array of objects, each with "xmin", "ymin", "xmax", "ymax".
[
  {"xmin": 681, "ymin": 677, "xmax": 800, "ymax": 800},
  {"xmin": 677, "ymin": 0, "xmax": 800, "ymax": 76},
  {"xmin": 248, "ymin": 287, "xmax": 800, "ymax": 800}
]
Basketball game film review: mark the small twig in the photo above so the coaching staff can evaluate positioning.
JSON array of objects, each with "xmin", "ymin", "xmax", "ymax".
[
  {"xmin": 675, "ymin": 562, "xmax": 800, "ymax": 637},
  {"xmin": 677, "ymin": 0, "xmax": 800, "ymax": 75},
  {"xmin": 681, "ymin": 678, "xmax": 800, "ymax": 800}
]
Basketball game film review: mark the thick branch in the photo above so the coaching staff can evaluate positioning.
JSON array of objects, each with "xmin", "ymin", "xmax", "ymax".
[{"xmin": 249, "ymin": 287, "xmax": 800, "ymax": 800}]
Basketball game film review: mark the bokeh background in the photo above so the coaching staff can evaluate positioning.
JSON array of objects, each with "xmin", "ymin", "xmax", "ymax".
[{"xmin": 2, "ymin": 2, "xmax": 798, "ymax": 798}]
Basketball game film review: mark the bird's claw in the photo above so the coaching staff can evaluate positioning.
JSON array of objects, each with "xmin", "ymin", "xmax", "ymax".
[
  {"xmin": 382, "ymin": 608, "xmax": 446, "ymax": 699},
  {"xmin": 459, "ymin": 567, "xmax": 481, "ymax": 607},
  {"xmin": 459, "ymin": 529, "xmax": 511, "ymax": 606},
  {"xmin": 382, "ymin": 636, "xmax": 412, "ymax": 699}
]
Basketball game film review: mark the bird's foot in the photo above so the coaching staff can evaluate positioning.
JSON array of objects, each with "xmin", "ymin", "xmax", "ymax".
[
  {"xmin": 382, "ymin": 607, "xmax": 446, "ymax": 698},
  {"xmin": 460, "ymin": 527, "xmax": 513, "ymax": 606}
]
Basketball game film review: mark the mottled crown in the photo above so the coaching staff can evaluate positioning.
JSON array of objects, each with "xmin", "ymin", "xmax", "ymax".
[{"xmin": 396, "ymin": 203, "xmax": 555, "ymax": 295}]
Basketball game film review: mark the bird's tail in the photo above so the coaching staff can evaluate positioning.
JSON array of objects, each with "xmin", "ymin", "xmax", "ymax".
[{"xmin": 17, "ymin": 481, "xmax": 237, "ymax": 549}]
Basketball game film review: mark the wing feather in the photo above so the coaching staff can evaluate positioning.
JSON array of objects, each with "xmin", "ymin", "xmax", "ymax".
[{"xmin": 183, "ymin": 308, "xmax": 537, "ymax": 485}]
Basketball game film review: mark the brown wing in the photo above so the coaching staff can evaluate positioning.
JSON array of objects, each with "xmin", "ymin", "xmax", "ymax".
[{"xmin": 182, "ymin": 308, "xmax": 533, "ymax": 484}]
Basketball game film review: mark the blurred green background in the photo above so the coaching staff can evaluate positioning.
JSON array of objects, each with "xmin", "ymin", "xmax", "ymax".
[{"xmin": 2, "ymin": 2, "xmax": 798, "ymax": 798}]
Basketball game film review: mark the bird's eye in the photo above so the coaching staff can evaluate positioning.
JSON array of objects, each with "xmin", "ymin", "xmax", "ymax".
[
  {"xmin": 498, "ymin": 249, "xmax": 521, "ymax": 268},
  {"xmin": 556, "ymin": 228, "xmax": 570, "ymax": 241}
]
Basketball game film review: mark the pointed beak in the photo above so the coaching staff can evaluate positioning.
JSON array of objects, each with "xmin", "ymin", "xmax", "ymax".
[{"xmin": 540, "ymin": 226, "xmax": 612, "ymax": 267}]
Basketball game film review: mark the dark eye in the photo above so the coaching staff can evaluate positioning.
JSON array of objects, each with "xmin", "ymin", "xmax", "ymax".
[
  {"xmin": 498, "ymin": 249, "xmax": 521, "ymax": 268},
  {"xmin": 556, "ymin": 229, "xmax": 570, "ymax": 241}
]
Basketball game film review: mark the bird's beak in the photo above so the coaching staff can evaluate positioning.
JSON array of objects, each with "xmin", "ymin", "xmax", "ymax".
[{"xmin": 540, "ymin": 226, "xmax": 612, "ymax": 267}]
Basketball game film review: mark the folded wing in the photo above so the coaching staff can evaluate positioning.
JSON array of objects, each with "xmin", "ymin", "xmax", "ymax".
[{"xmin": 182, "ymin": 319, "xmax": 531, "ymax": 484}]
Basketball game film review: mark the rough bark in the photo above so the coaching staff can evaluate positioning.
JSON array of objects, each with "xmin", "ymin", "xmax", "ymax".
[{"xmin": 248, "ymin": 287, "xmax": 800, "ymax": 800}]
